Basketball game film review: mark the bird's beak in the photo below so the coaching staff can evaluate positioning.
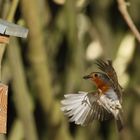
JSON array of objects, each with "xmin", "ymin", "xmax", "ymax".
[{"xmin": 83, "ymin": 74, "xmax": 92, "ymax": 79}]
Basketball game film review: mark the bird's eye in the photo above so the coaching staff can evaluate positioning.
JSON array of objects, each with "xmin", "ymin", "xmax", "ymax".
[{"xmin": 94, "ymin": 73, "xmax": 98, "ymax": 77}]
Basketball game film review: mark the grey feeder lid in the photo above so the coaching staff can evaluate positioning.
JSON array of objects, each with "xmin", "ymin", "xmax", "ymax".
[{"xmin": 0, "ymin": 19, "xmax": 28, "ymax": 38}]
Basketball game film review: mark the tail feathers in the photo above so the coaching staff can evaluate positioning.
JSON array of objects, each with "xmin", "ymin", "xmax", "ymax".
[
  {"xmin": 61, "ymin": 91, "xmax": 91, "ymax": 125},
  {"xmin": 116, "ymin": 113, "xmax": 124, "ymax": 132}
]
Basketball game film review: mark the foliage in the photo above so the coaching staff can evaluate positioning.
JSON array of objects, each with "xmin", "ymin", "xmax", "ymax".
[{"xmin": 0, "ymin": 0, "xmax": 140, "ymax": 140}]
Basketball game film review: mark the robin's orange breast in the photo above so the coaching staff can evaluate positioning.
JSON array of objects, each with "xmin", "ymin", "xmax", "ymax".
[{"xmin": 92, "ymin": 77, "xmax": 110, "ymax": 93}]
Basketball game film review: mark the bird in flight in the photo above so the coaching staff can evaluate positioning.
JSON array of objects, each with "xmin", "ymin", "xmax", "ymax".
[{"xmin": 61, "ymin": 60, "xmax": 124, "ymax": 131}]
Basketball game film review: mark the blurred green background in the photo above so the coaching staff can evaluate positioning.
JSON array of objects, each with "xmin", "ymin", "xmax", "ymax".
[{"xmin": 0, "ymin": 0, "xmax": 140, "ymax": 140}]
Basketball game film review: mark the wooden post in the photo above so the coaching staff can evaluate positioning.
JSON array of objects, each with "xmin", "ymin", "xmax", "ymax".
[
  {"xmin": 0, "ymin": 84, "xmax": 8, "ymax": 133},
  {"xmin": 0, "ymin": 35, "xmax": 10, "ymax": 44},
  {"xmin": 0, "ymin": 19, "xmax": 28, "ymax": 133}
]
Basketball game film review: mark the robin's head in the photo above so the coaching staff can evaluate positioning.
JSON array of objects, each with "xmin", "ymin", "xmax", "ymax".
[{"xmin": 83, "ymin": 72, "xmax": 111, "ymax": 92}]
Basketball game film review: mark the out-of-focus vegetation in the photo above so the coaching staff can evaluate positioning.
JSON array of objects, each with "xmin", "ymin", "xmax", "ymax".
[{"xmin": 0, "ymin": 0, "xmax": 140, "ymax": 140}]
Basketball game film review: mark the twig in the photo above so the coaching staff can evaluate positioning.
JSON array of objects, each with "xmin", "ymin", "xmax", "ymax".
[
  {"xmin": 7, "ymin": 38, "xmax": 38, "ymax": 140},
  {"xmin": 20, "ymin": 0, "xmax": 73, "ymax": 139},
  {"xmin": 8, "ymin": 119, "xmax": 24, "ymax": 140},
  {"xmin": 117, "ymin": 0, "xmax": 140, "ymax": 43},
  {"xmin": 6, "ymin": 0, "xmax": 19, "ymax": 21}
]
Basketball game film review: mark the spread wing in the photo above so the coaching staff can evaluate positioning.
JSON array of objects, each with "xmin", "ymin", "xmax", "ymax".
[
  {"xmin": 96, "ymin": 60, "xmax": 122, "ymax": 101},
  {"xmin": 96, "ymin": 60, "xmax": 118, "ymax": 83},
  {"xmin": 61, "ymin": 91, "xmax": 112, "ymax": 126}
]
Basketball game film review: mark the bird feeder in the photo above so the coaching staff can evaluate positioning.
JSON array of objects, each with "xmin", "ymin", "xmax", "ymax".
[{"xmin": 0, "ymin": 19, "xmax": 28, "ymax": 133}]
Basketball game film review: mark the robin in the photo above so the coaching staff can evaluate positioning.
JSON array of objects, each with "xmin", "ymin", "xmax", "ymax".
[{"xmin": 61, "ymin": 60, "xmax": 124, "ymax": 131}]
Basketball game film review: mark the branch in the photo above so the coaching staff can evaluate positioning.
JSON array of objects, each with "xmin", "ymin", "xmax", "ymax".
[
  {"xmin": 117, "ymin": 0, "xmax": 140, "ymax": 43},
  {"xmin": 20, "ymin": 0, "xmax": 73, "ymax": 139},
  {"xmin": 7, "ymin": 38, "xmax": 38, "ymax": 140}
]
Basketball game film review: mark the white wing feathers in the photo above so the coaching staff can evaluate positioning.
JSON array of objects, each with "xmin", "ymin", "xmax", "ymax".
[
  {"xmin": 61, "ymin": 91, "xmax": 91, "ymax": 125},
  {"xmin": 61, "ymin": 91, "xmax": 113, "ymax": 126}
]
